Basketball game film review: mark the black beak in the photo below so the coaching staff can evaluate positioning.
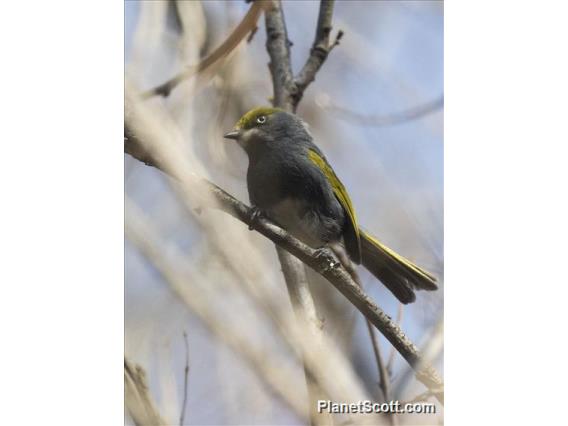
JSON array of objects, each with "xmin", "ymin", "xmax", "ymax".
[{"xmin": 223, "ymin": 130, "xmax": 240, "ymax": 140}]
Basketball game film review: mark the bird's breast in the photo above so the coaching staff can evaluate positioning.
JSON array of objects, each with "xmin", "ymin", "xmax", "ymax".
[{"xmin": 268, "ymin": 198, "xmax": 325, "ymax": 248}]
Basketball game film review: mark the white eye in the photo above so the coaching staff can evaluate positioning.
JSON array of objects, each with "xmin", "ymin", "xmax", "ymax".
[{"xmin": 256, "ymin": 115, "xmax": 267, "ymax": 124}]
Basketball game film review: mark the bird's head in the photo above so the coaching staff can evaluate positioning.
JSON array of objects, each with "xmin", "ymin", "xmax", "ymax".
[{"xmin": 224, "ymin": 106, "xmax": 309, "ymax": 155}]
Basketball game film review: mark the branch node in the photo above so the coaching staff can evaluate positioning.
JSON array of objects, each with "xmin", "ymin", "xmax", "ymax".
[{"xmin": 313, "ymin": 247, "xmax": 340, "ymax": 273}]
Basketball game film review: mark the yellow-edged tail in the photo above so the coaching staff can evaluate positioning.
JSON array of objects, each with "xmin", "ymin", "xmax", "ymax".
[{"xmin": 360, "ymin": 229, "xmax": 437, "ymax": 304}]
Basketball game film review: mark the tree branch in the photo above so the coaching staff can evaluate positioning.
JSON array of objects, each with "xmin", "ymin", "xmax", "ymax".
[
  {"xmin": 179, "ymin": 332, "xmax": 190, "ymax": 426},
  {"xmin": 317, "ymin": 94, "xmax": 444, "ymax": 127},
  {"xmin": 293, "ymin": 0, "xmax": 343, "ymax": 109},
  {"xmin": 125, "ymin": 358, "xmax": 167, "ymax": 426},
  {"xmin": 387, "ymin": 302, "xmax": 404, "ymax": 375},
  {"xmin": 264, "ymin": 0, "xmax": 295, "ymax": 111},
  {"xmin": 123, "ymin": 127, "xmax": 444, "ymax": 404},
  {"xmin": 141, "ymin": 1, "xmax": 265, "ymax": 99}
]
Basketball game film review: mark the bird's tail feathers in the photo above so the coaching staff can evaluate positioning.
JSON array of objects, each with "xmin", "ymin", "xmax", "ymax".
[{"xmin": 359, "ymin": 229, "xmax": 438, "ymax": 304}]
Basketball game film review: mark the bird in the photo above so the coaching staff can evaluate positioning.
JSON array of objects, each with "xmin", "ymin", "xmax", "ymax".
[{"xmin": 224, "ymin": 106, "xmax": 437, "ymax": 303}]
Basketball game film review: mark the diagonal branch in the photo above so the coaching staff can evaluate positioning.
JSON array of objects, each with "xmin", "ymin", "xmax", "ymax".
[
  {"xmin": 124, "ymin": 125, "xmax": 444, "ymax": 404},
  {"xmin": 125, "ymin": 358, "xmax": 167, "ymax": 426},
  {"xmin": 141, "ymin": 1, "xmax": 266, "ymax": 99},
  {"xmin": 293, "ymin": 0, "xmax": 343, "ymax": 109}
]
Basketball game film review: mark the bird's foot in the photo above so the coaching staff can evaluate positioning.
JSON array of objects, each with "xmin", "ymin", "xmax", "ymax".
[
  {"xmin": 248, "ymin": 206, "xmax": 265, "ymax": 231},
  {"xmin": 313, "ymin": 247, "xmax": 340, "ymax": 274}
]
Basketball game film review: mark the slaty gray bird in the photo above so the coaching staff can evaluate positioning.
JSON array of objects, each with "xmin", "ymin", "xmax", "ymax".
[{"xmin": 224, "ymin": 107, "xmax": 437, "ymax": 303}]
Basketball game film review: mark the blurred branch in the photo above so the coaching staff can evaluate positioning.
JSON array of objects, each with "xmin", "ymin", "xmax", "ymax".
[
  {"xmin": 125, "ymin": 125, "xmax": 159, "ymax": 168},
  {"xmin": 179, "ymin": 332, "xmax": 190, "ymax": 426},
  {"xmin": 293, "ymin": 0, "xmax": 343, "ymax": 109},
  {"xmin": 366, "ymin": 321, "xmax": 391, "ymax": 401},
  {"xmin": 400, "ymin": 389, "xmax": 438, "ymax": 405},
  {"xmin": 316, "ymin": 94, "xmax": 444, "ymax": 126},
  {"xmin": 141, "ymin": 1, "xmax": 266, "ymax": 99},
  {"xmin": 276, "ymin": 247, "xmax": 331, "ymax": 425},
  {"xmin": 125, "ymin": 358, "xmax": 167, "ymax": 426},
  {"xmin": 393, "ymin": 317, "xmax": 443, "ymax": 402},
  {"xmin": 125, "ymin": 199, "xmax": 309, "ymax": 420},
  {"xmin": 123, "ymin": 122, "xmax": 444, "ymax": 404}
]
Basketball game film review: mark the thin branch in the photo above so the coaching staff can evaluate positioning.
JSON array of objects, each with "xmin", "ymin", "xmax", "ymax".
[
  {"xmin": 264, "ymin": 0, "xmax": 295, "ymax": 111},
  {"xmin": 393, "ymin": 317, "xmax": 443, "ymax": 402},
  {"xmin": 366, "ymin": 321, "xmax": 391, "ymax": 401},
  {"xmin": 317, "ymin": 94, "xmax": 444, "ymax": 127},
  {"xmin": 387, "ymin": 302, "xmax": 404, "ymax": 375},
  {"xmin": 276, "ymin": 247, "xmax": 331, "ymax": 425},
  {"xmin": 293, "ymin": 0, "xmax": 343, "ymax": 109},
  {"xmin": 400, "ymin": 389, "xmax": 439, "ymax": 406},
  {"xmin": 126, "ymin": 200, "xmax": 309, "ymax": 420},
  {"xmin": 365, "ymin": 321, "xmax": 396, "ymax": 425},
  {"xmin": 125, "ymin": 358, "xmax": 167, "ymax": 426},
  {"xmin": 348, "ymin": 266, "xmax": 393, "ymax": 411},
  {"xmin": 123, "ymin": 124, "xmax": 444, "ymax": 404},
  {"xmin": 141, "ymin": 1, "xmax": 265, "ymax": 99},
  {"xmin": 179, "ymin": 332, "xmax": 190, "ymax": 426}
]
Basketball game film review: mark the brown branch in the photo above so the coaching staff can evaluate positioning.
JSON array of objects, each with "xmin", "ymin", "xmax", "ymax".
[
  {"xmin": 276, "ymin": 247, "xmax": 331, "ymax": 425},
  {"xmin": 349, "ymin": 268, "xmax": 394, "ymax": 414},
  {"xmin": 141, "ymin": 1, "xmax": 265, "ymax": 99},
  {"xmin": 387, "ymin": 302, "xmax": 404, "ymax": 375},
  {"xmin": 293, "ymin": 0, "xmax": 343, "ymax": 109},
  {"xmin": 123, "ymin": 126, "xmax": 444, "ymax": 404},
  {"xmin": 179, "ymin": 332, "xmax": 190, "ymax": 426},
  {"xmin": 365, "ymin": 321, "xmax": 396, "ymax": 425},
  {"xmin": 366, "ymin": 321, "xmax": 391, "ymax": 401},
  {"xmin": 125, "ymin": 124, "xmax": 159, "ymax": 168},
  {"xmin": 264, "ymin": 0, "xmax": 295, "ymax": 111},
  {"xmin": 125, "ymin": 358, "xmax": 167, "ymax": 426}
]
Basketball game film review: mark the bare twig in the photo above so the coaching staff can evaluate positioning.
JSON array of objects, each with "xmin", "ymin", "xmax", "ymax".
[
  {"xmin": 387, "ymin": 302, "xmax": 404, "ymax": 375},
  {"xmin": 264, "ymin": 0, "xmax": 295, "ymax": 111},
  {"xmin": 276, "ymin": 247, "xmax": 331, "ymax": 425},
  {"xmin": 347, "ymin": 267, "xmax": 393, "ymax": 410},
  {"xmin": 141, "ymin": 1, "xmax": 265, "ymax": 99},
  {"xmin": 125, "ymin": 358, "xmax": 167, "ymax": 426},
  {"xmin": 400, "ymin": 389, "xmax": 439, "ymax": 406},
  {"xmin": 125, "ymin": 201, "xmax": 309, "ymax": 420},
  {"xmin": 393, "ymin": 318, "xmax": 443, "ymax": 403},
  {"xmin": 179, "ymin": 332, "xmax": 190, "ymax": 426},
  {"xmin": 317, "ymin": 94, "xmax": 444, "ymax": 127},
  {"xmin": 123, "ymin": 119, "xmax": 444, "ymax": 404},
  {"xmin": 366, "ymin": 321, "xmax": 390, "ymax": 401},
  {"xmin": 365, "ymin": 321, "xmax": 395, "ymax": 425},
  {"xmin": 293, "ymin": 0, "xmax": 343, "ymax": 109}
]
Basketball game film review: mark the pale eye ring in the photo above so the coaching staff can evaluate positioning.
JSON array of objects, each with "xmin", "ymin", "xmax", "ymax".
[{"xmin": 256, "ymin": 115, "xmax": 267, "ymax": 124}]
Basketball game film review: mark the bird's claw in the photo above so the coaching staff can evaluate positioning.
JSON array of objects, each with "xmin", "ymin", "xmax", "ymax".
[
  {"xmin": 248, "ymin": 206, "xmax": 264, "ymax": 231},
  {"xmin": 314, "ymin": 247, "xmax": 340, "ymax": 273}
]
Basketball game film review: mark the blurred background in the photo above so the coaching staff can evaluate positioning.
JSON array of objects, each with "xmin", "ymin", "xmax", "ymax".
[{"xmin": 125, "ymin": 1, "xmax": 443, "ymax": 425}]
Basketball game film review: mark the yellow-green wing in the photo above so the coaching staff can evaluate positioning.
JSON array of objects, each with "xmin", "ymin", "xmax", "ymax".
[{"xmin": 308, "ymin": 149, "xmax": 362, "ymax": 263}]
